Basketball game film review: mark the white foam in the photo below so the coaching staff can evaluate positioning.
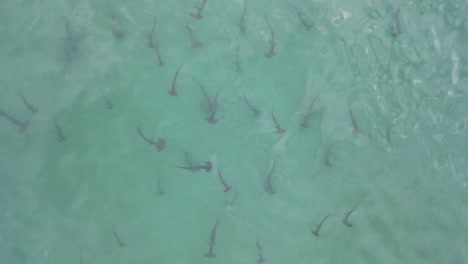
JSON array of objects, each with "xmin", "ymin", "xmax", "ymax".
[
  {"xmin": 431, "ymin": 26, "xmax": 440, "ymax": 52},
  {"xmin": 451, "ymin": 51, "xmax": 459, "ymax": 85}
]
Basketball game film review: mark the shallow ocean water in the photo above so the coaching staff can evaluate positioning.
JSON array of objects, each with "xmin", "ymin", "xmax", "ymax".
[{"xmin": 1, "ymin": 0, "xmax": 467, "ymax": 263}]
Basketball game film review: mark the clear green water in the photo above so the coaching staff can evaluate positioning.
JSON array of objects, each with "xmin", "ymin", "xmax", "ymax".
[{"xmin": 1, "ymin": 0, "xmax": 468, "ymax": 263}]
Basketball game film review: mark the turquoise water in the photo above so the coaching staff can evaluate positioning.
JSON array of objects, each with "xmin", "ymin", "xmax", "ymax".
[{"xmin": 1, "ymin": 0, "xmax": 468, "ymax": 263}]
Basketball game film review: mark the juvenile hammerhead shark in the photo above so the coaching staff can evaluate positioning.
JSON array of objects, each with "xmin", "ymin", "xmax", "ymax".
[
  {"xmin": 204, "ymin": 219, "xmax": 219, "ymax": 258},
  {"xmin": 311, "ymin": 213, "xmax": 332, "ymax": 237}
]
